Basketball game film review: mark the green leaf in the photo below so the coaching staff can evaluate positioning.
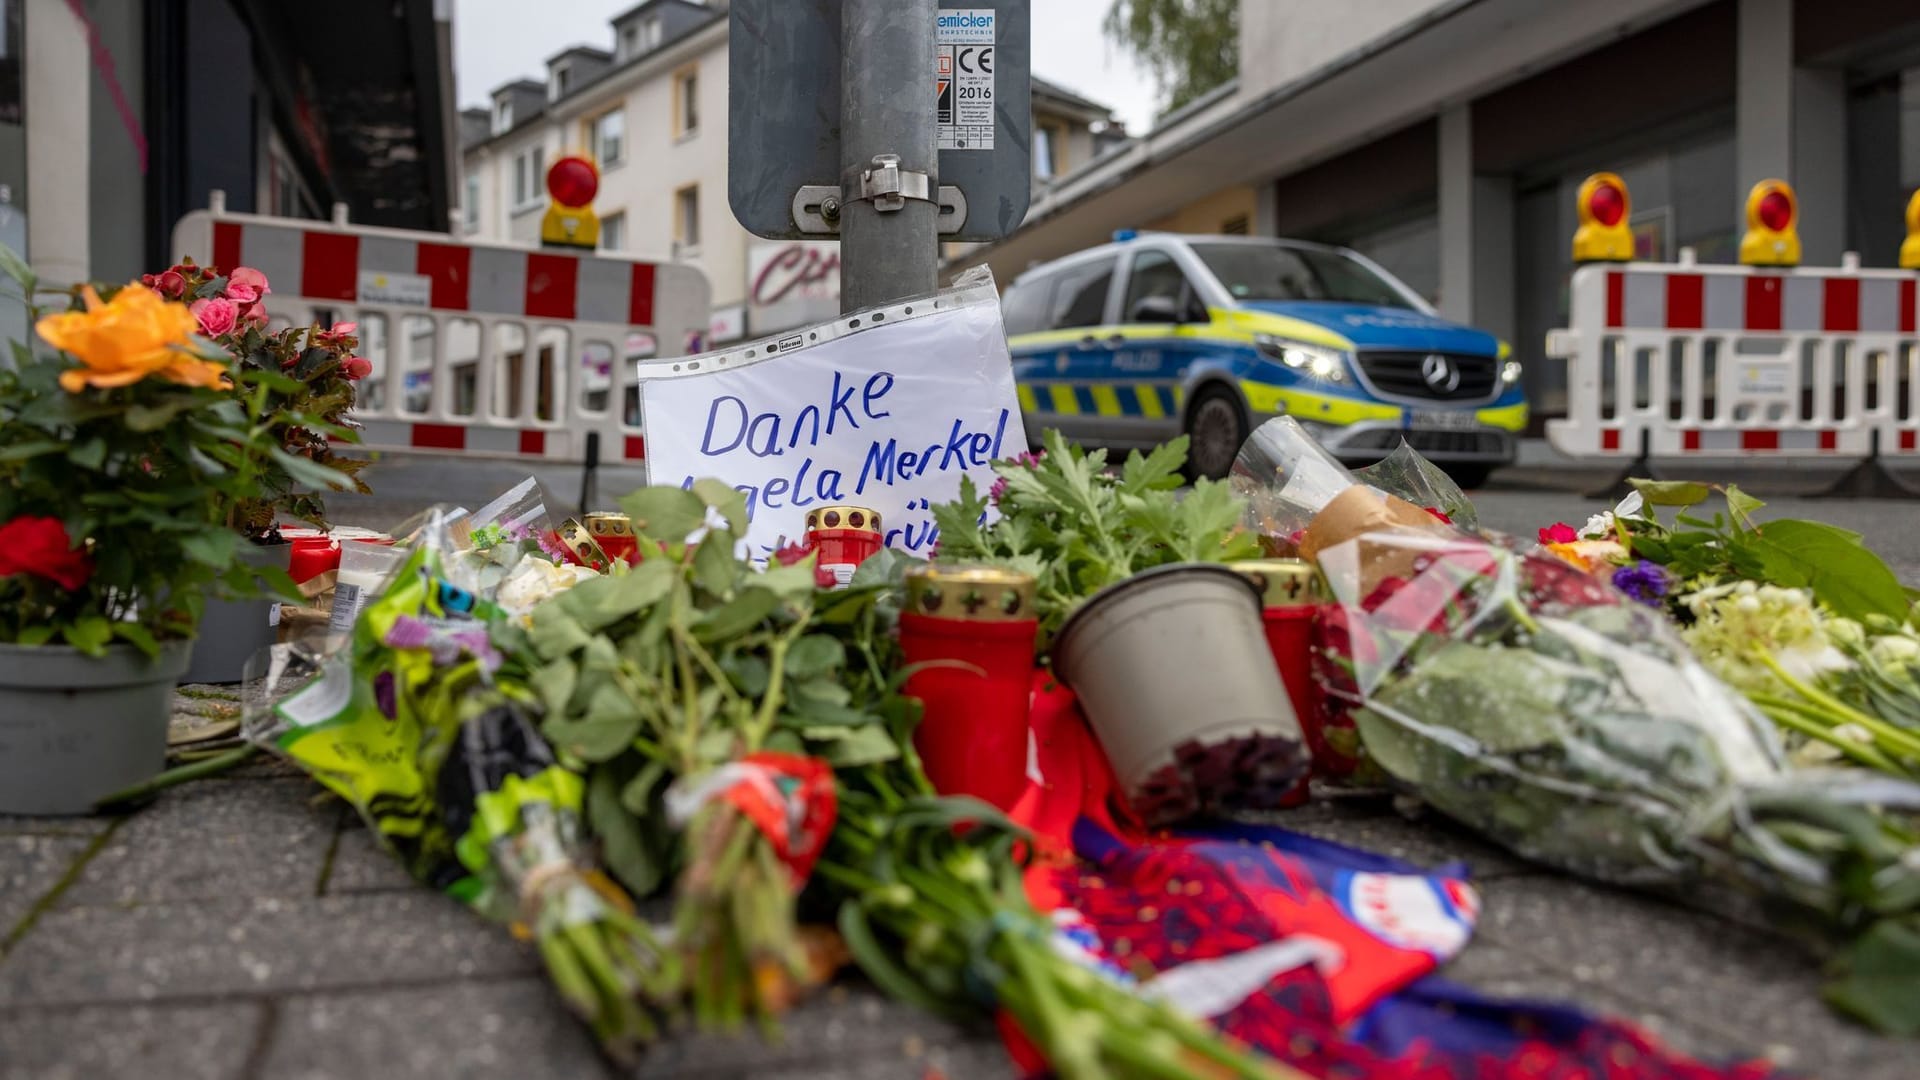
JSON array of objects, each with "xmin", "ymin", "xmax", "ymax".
[
  {"xmin": 531, "ymin": 658, "xmax": 578, "ymax": 717},
  {"xmin": 619, "ymin": 486, "xmax": 709, "ymax": 543},
  {"xmin": 588, "ymin": 764, "xmax": 671, "ymax": 899},
  {"xmin": 690, "ymin": 588, "xmax": 780, "ymax": 643},
  {"xmin": 125, "ymin": 398, "xmax": 198, "ymax": 433},
  {"xmin": 720, "ymin": 653, "xmax": 770, "ymax": 697},
  {"xmin": 691, "ymin": 533, "xmax": 739, "ymax": 596},
  {"xmin": 816, "ymin": 724, "xmax": 900, "ymax": 767},
  {"xmin": 1722, "ymin": 484, "xmax": 1765, "ymax": 529},
  {"xmin": 269, "ymin": 448, "xmax": 355, "ymax": 493},
  {"xmin": 691, "ymin": 477, "xmax": 749, "ymax": 534},
  {"xmin": 61, "ymin": 616, "xmax": 113, "ymax": 657},
  {"xmin": 0, "ymin": 240, "xmax": 37, "ymax": 293},
  {"xmin": 17, "ymin": 625, "xmax": 55, "ymax": 646},
  {"xmin": 527, "ymin": 604, "xmax": 594, "ymax": 661},
  {"xmin": 68, "ymin": 438, "xmax": 107, "ymax": 471},
  {"xmin": 1627, "ymin": 479, "xmax": 1712, "ymax": 506},
  {"xmin": 1752, "ymin": 519, "xmax": 1909, "ymax": 622},
  {"xmin": 1822, "ymin": 917, "xmax": 1920, "ymax": 1035},
  {"xmin": 789, "ymin": 677, "xmax": 852, "ymax": 709},
  {"xmin": 180, "ymin": 529, "xmax": 239, "ymax": 569},
  {"xmin": 0, "ymin": 441, "xmax": 64, "ymax": 462},
  {"xmin": 754, "ymin": 560, "xmax": 822, "ymax": 600},
  {"xmin": 619, "ymin": 760, "xmax": 669, "ymax": 816},
  {"xmin": 111, "ymin": 622, "xmax": 161, "ymax": 658},
  {"xmin": 785, "ymin": 635, "xmax": 844, "ymax": 679},
  {"xmin": 543, "ymin": 683, "xmax": 640, "ymax": 761},
  {"xmin": 557, "ymin": 559, "xmax": 674, "ymax": 633}
]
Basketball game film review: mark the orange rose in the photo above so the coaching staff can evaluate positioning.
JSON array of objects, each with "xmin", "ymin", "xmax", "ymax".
[{"xmin": 35, "ymin": 285, "xmax": 228, "ymax": 392}]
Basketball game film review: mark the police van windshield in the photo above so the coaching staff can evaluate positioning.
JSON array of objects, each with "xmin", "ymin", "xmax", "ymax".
[{"xmin": 1190, "ymin": 243, "xmax": 1413, "ymax": 309}]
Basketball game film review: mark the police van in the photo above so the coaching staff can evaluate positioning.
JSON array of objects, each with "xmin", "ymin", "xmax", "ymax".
[{"xmin": 1000, "ymin": 233, "xmax": 1528, "ymax": 484}]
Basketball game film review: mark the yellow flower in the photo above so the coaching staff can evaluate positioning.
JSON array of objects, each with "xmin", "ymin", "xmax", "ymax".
[{"xmin": 35, "ymin": 285, "xmax": 228, "ymax": 392}]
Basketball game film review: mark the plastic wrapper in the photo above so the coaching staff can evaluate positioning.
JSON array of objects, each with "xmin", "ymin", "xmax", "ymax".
[
  {"xmin": 242, "ymin": 515, "xmax": 664, "ymax": 1060},
  {"xmin": 1232, "ymin": 417, "xmax": 1479, "ymax": 552}
]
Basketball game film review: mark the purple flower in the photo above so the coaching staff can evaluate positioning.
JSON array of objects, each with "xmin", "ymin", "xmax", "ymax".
[
  {"xmin": 988, "ymin": 476, "xmax": 1009, "ymax": 505},
  {"xmin": 1611, "ymin": 560, "xmax": 1670, "ymax": 606}
]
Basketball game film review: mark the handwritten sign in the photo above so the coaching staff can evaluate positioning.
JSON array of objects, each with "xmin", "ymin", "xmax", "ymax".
[{"xmin": 642, "ymin": 285, "xmax": 1024, "ymax": 557}]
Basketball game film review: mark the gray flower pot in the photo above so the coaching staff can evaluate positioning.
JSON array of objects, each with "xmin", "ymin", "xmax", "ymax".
[
  {"xmin": 1051, "ymin": 563, "xmax": 1308, "ymax": 825},
  {"xmin": 181, "ymin": 540, "xmax": 292, "ymax": 685},
  {"xmin": 0, "ymin": 640, "xmax": 191, "ymax": 815}
]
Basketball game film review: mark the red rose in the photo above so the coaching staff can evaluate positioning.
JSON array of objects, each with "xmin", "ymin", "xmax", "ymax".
[
  {"xmin": 341, "ymin": 355, "xmax": 373, "ymax": 380},
  {"xmin": 1538, "ymin": 522, "xmax": 1578, "ymax": 544},
  {"xmin": 142, "ymin": 269, "xmax": 188, "ymax": 299},
  {"xmin": 0, "ymin": 516, "xmax": 94, "ymax": 591}
]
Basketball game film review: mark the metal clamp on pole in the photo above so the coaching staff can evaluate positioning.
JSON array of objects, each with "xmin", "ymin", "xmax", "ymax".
[
  {"xmin": 848, "ymin": 154, "xmax": 928, "ymax": 212},
  {"xmin": 791, "ymin": 178, "xmax": 970, "ymax": 235}
]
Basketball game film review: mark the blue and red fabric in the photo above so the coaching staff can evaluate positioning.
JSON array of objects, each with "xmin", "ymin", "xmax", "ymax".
[{"xmin": 995, "ymin": 670, "xmax": 1788, "ymax": 1080}]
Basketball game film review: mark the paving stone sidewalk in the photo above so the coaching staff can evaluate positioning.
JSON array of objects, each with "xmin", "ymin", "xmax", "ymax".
[{"xmin": 0, "ymin": 685, "xmax": 1907, "ymax": 1080}]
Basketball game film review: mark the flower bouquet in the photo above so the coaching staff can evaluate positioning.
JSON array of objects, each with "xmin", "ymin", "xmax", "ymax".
[{"xmin": 1237, "ymin": 420, "xmax": 1920, "ymax": 1033}]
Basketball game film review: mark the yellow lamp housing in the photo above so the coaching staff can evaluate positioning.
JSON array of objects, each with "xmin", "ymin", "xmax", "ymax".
[
  {"xmin": 1739, "ymin": 179, "xmax": 1801, "ymax": 267},
  {"xmin": 1571, "ymin": 172, "xmax": 1634, "ymax": 264},
  {"xmin": 540, "ymin": 205, "xmax": 600, "ymax": 249},
  {"xmin": 1900, "ymin": 189, "xmax": 1920, "ymax": 271}
]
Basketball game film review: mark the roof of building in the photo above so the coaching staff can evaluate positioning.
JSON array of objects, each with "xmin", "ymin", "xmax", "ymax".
[
  {"xmin": 609, "ymin": 0, "xmax": 711, "ymax": 27},
  {"xmin": 490, "ymin": 78, "xmax": 546, "ymax": 97},
  {"xmin": 1032, "ymin": 76, "xmax": 1115, "ymax": 118},
  {"xmin": 546, "ymin": 45, "xmax": 614, "ymax": 64}
]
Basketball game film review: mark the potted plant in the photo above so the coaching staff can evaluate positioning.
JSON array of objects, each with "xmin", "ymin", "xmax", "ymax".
[
  {"xmin": 929, "ymin": 429, "xmax": 1307, "ymax": 825},
  {"xmin": 146, "ymin": 261, "xmax": 370, "ymax": 683},
  {"xmin": 0, "ymin": 249, "xmax": 297, "ymax": 813}
]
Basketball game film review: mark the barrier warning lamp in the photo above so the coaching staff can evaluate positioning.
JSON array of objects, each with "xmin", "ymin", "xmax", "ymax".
[
  {"xmin": 1739, "ymin": 179, "xmax": 1800, "ymax": 267},
  {"xmin": 540, "ymin": 156, "xmax": 601, "ymax": 250},
  {"xmin": 1571, "ymin": 173, "xmax": 1633, "ymax": 263},
  {"xmin": 1901, "ymin": 189, "xmax": 1920, "ymax": 270}
]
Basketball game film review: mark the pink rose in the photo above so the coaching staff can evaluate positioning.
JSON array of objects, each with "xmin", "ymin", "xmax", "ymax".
[
  {"xmin": 190, "ymin": 297, "xmax": 239, "ymax": 338},
  {"xmin": 224, "ymin": 281, "xmax": 260, "ymax": 305},
  {"xmin": 342, "ymin": 356, "xmax": 373, "ymax": 380},
  {"xmin": 313, "ymin": 321, "xmax": 358, "ymax": 348},
  {"xmin": 227, "ymin": 267, "xmax": 270, "ymax": 299},
  {"xmin": 1538, "ymin": 522, "xmax": 1579, "ymax": 545},
  {"xmin": 238, "ymin": 301, "xmax": 269, "ymax": 330}
]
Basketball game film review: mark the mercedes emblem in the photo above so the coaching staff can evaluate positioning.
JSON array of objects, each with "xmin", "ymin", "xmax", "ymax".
[{"xmin": 1420, "ymin": 353, "xmax": 1461, "ymax": 394}]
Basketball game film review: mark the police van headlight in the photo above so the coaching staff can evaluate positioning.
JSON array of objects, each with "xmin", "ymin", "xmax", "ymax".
[
  {"xmin": 1255, "ymin": 334, "xmax": 1347, "ymax": 383},
  {"xmin": 1501, "ymin": 360, "xmax": 1523, "ymax": 385}
]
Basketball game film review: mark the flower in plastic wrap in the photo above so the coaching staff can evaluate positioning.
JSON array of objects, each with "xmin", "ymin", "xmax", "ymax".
[
  {"xmin": 1679, "ymin": 582, "xmax": 1853, "ymax": 696},
  {"xmin": 1314, "ymin": 524, "xmax": 1789, "ymax": 885},
  {"xmin": 496, "ymin": 556, "xmax": 600, "ymax": 617}
]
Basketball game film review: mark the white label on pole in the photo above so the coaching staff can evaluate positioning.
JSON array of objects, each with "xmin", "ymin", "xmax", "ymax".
[
  {"xmin": 357, "ymin": 270, "xmax": 433, "ymax": 308},
  {"xmin": 936, "ymin": 10, "xmax": 995, "ymax": 151},
  {"xmin": 641, "ymin": 297, "xmax": 1024, "ymax": 560}
]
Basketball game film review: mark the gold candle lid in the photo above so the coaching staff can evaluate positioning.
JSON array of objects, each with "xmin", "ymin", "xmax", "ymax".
[
  {"xmin": 806, "ymin": 505, "xmax": 882, "ymax": 535},
  {"xmin": 585, "ymin": 512, "xmax": 633, "ymax": 539},
  {"xmin": 904, "ymin": 564, "xmax": 1036, "ymax": 622},
  {"xmin": 1231, "ymin": 559, "xmax": 1328, "ymax": 607},
  {"xmin": 556, "ymin": 519, "xmax": 611, "ymax": 571}
]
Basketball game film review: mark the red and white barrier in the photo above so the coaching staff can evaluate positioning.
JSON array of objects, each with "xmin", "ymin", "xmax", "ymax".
[
  {"xmin": 1547, "ymin": 255, "xmax": 1920, "ymax": 462},
  {"xmin": 172, "ymin": 200, "xmax": 712, "ymax": 465}
]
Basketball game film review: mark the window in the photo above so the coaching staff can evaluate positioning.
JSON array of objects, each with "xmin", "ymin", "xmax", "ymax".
[
  {"xmin": 463, "ymin": 173, "xmax": 479, "ymax": 227},
  {"xmin": 1032, "ymin": 125, "xmax": 1062, "ymax": 181},
  {"xmin": 1189, "ymin": 242, "xmax": 1413, "ymax": 308},
  {"xmin": 619, "ymin": 25, "xmax": 637, "ymax": 59},
  {"xmin": 591, "ymin": 109, "xmax": 625, "ymax": 166},
  {"xmin": 674, "ymin": 184, "xmax": 700, "ymax": 252},
  {"xmin": 1045, "ymin": 256, "xmax": 1116, "ymax": 330},
  {"xmin": 600, "ymin": 212, "xmax": 626, "ymax": 252},
  {"xmin": 646, "ymin": 17, "xmax": 663, "ymax": 48},
  {"xmin": 1121, "ymin": 250, "xmax": 1204, "ymax": 323},
  {"xmin": 513, "ymin": 147, "xmax": 545, "ymax": 208},
  {"xmin": 674, "ymin": 68, "xmax": 699, "ymax": 138},
  {"xmin": 551, "ymin": 65, "xmax": 569, "ymax": 100},
  {"xmin": 1001, "ymin": 279, "xmax": 1052, "ymax": 337},
  {"xmin": 493, "ymin": 98, "xmax": 513, "ymax": 134}
]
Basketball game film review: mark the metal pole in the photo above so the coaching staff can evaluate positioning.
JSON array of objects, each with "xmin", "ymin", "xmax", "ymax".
[{"xmin": 839, "ymin": 0, "xmax": 939, "ymax": 313}]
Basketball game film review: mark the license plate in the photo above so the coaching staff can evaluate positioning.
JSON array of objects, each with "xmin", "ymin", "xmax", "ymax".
[{"xmin": 1405, "ymin": 409, "xmax": 1481, "ymax": 432}]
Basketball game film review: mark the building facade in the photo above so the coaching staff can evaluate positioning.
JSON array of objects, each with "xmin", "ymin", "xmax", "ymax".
[
  {"xmin": 958, "ymin": 0, "xmax": 1920, "ymax": 421},
  {"xmin": 460, "ymin": 0, "xmax": 1119, "ymax": 347}
]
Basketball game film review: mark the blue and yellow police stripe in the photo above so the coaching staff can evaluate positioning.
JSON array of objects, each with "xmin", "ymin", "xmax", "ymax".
[{"xmin": 1018, "ymin": 381, "xmax": 1185, "ymax": 419}]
